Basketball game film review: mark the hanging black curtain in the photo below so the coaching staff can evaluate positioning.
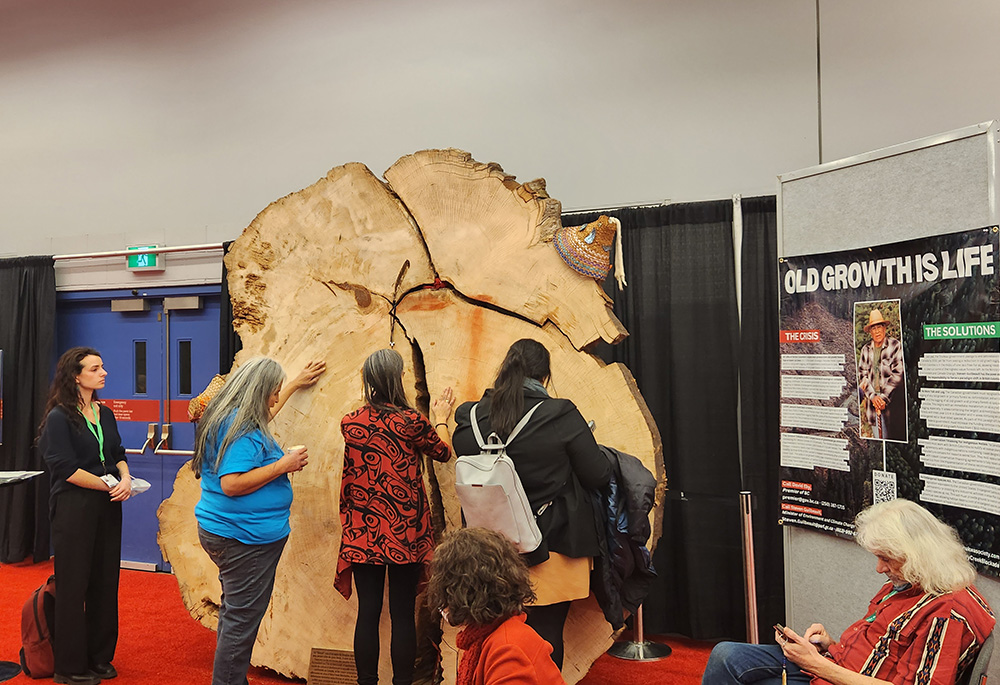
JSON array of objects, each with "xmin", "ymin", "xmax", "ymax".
[
  {"xmin": 0, "ymin": 256, "xmax": 56, "ymax": 563},
  {"xmin": 565, "ymin": 197, "xmax": 780, "ymax": 640},
  {"xmin": 738, "ymin": 196, "xmax": 784, "ymax": 639},
  {"xmin": 219, "ymin": 240, "xmax": 242, "ymax": 375},
  {"xmin": 566, "ymin": 202, "xmax": 745, "ymax": 638}
]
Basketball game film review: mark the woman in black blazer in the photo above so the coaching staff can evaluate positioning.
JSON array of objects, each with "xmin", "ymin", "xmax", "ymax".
[
  {"xmin": 452, "ymin": 338, "xmax": 611, "ymax": 670},
  {"xmin": 38, "ymin": 347, "xmax": 132, "ymax": 685}
]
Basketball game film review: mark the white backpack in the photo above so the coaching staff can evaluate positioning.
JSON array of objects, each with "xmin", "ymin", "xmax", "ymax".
[{"xmin": 455, "ymin": 402, "xmax": 545, "ymax": 553}]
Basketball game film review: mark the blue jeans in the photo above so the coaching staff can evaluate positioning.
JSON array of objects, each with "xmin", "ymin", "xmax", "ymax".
[
  {"xmin": 198, "ymin": 527, "xmax": 288, "ymax": 685},
  {"xmin": 702, "ymin": 642, "xmax": 813, "ymax": 685}
]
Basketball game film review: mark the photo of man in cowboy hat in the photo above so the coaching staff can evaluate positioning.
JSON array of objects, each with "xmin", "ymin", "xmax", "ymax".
[{"xmin": 854, "ymin": 300, "xmax": 907, "ymax": 442}]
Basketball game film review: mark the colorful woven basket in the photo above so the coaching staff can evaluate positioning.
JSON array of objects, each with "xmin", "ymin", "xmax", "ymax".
[{"xmin": 553, "ymin": 214, "xmax": 618, "ymax": 280}]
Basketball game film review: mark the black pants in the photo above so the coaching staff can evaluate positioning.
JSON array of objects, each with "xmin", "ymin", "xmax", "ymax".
[
  {"xmin": 526, "ymin": 601, "xmax": 571, "ymax": 670},
  {"xmin": 352, "ymin": 563, "xmax": 422, "ymax": 685},
  {"xmin": 51, "ymin": 488, "xmax": 122, "ymax": 675}
]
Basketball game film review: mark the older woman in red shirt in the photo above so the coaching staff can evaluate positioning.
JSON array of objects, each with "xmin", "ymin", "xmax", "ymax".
[{"xmin": 335, "ymin": 348, "xmax": 454, "ymax": 685}]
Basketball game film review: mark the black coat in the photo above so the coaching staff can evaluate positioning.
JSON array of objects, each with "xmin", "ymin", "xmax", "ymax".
[
  {"xmin": 39, "ymin": 405, "xmax": 127, "ymax": 512},
  {"xmin": 590, "ymin": 445, "xmax": 657, "ymax": 629},
  {"xmin": 453, "ymin": 387, "xmax": 611, "ymax": 563}
]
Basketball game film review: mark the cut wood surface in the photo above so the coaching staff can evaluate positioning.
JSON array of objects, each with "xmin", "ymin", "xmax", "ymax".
[
  {"xmin": 158, "ymin": 149, "xmax": 663, "ymax": 683},
  {"xmin": 394, "ymin": 288, "xmax": 661, "ymax": 539},
  {"xmin": 385, "ymin": 150, "xmax": 628, "ymax": 350}
]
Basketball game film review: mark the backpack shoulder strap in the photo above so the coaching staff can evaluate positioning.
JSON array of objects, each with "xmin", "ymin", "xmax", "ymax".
[
  {"xmin": 505, "ymin": 400, "xmax": 544, "ymax": 445},
  {"xmin": 469, "ymin": 403, "xmax": 487, "ymax": 448},
  {"xmin": 470, "ymin": 400, "xmax": 544, "ymax": 449}
]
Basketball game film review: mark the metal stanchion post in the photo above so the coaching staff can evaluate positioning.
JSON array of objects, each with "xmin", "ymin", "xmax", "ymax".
[
  {"xmin": 607, "ymin": 604, "xmax": 672, "ymax": 661},
  {"xmin": 740, "ymin": 490, "xmax": 759, "ymax": 644}
]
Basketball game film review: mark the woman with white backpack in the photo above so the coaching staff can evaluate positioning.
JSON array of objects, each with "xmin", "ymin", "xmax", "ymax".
[{"xmin": 452, "ymin": 339, "xmax": 611, "ymax": 670}]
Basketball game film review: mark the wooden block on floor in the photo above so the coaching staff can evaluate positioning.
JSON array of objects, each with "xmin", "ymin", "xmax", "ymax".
[{"xmin": 308, "ymin": 647, "xmax": 356, "ymax": 685}]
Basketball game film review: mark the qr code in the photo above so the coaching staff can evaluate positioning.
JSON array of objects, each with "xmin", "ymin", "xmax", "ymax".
[{"xmin": 873, "ymin": 470, "xmax": 897, "ymax": 504}]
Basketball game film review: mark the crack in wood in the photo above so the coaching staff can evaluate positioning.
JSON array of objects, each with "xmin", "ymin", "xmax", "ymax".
[{"xmin": 320, "ymin": 280, "xmax": 374, "ymax": 308}]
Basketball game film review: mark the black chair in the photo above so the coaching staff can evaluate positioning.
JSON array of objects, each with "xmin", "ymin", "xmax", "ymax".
[{"xmin": 959, "ymin": 632, "xmax": 994, "ymax": 685}]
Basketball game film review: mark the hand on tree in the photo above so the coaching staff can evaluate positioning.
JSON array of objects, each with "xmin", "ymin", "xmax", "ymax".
[
  {"xmin": 291, "ymin": 360, "xmax": 326, "ymax": 390},
  {"xmin": 430, "ymin": 386, "xmax": 455, "ymax": 424}
]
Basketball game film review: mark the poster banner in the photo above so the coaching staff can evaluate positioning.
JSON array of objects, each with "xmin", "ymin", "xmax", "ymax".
[{"xmin": 778, "ymin": 226, "xmax": 1000, "ymax": 575}]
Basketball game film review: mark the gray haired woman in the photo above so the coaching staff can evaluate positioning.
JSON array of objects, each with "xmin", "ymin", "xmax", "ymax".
[
  {"xmin": 192, "ymin": 356, "xmax": 317, "ymax": 685},
  {"xmin": 337, "ymin": 348, "xmax": 455, "ymax": 685}
]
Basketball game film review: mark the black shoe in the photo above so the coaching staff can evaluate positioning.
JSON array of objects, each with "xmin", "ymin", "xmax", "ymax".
[
  {"xmin": 89, "ymin": 663, "xmax": 118, "ymax": 679},
  {"xmin": 53, "ymin": 673, "xmax": 101, "ymax": 685}
]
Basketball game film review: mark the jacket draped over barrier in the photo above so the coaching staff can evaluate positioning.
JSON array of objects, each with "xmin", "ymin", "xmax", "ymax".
[{"xmin": 590, "ymin": 445, "xmax": 657, "ymax": 630}]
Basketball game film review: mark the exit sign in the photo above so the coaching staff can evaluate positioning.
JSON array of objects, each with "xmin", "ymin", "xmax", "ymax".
[{"xmin": 126, "ymin": 245, "xmax": 164, "ymax": 271}]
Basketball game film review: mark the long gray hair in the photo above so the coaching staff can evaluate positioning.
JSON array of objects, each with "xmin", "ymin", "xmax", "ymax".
[
  {"xmin": 362, "ymin": 348, "xmax": 410, "ymax": 413},
  {"xmin": 855, "ymin": 499, "xmax": 976, "ymax": 595},
  {"xmin": 191, "ymin": 357, "xmax": 286, "ymax": 477}
]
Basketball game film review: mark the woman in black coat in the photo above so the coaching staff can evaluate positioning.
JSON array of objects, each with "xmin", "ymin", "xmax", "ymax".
[
  {"xmin": 38, "ymin": 347, "xmax": 132, "ymax": 685},
  {"xmin": 452, "ymin": 338, "xmax": 611, "ymax": 670}
]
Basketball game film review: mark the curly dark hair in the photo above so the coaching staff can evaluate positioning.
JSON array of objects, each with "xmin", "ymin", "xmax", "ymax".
[
  {"xmin": 426, "ymin": 527, "xmax": 535, "ymax": 627},
  {"xmin": 37, "ymin": 346, "xmax": 102, "ymax": 437}
]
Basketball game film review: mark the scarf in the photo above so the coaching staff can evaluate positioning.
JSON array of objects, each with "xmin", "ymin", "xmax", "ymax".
[
  {"xmin": 456, "ymin": 617, "xmax": 508, "ymax": 685},
  {"xmin": 523, "ymin": 378, "xmax": 549, "ymax": 396}
]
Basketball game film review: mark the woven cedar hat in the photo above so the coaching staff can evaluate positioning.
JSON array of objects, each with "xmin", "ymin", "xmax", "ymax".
[
  {"xmin": 553, "ymin": 215, "xmax": 625, "ymax": 287},
  {"xmin": 187, "ymin": 373, "xmax": 227, "ymax": 422},
  {"xmin": 864, "ymin": 309, "xmax": 888, "ymax": 332}
]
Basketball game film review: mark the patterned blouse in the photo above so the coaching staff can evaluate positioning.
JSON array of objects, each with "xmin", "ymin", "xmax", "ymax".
[
  {"xmin": 335, "ymin": 404, "xmax": 450, "ymax": 598},
  {"xmin": 821, "ymin": 583, "xmax": 994, "ymax": 685}
]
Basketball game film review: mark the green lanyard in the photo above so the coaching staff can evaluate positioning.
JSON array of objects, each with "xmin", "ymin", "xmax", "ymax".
[
  {"xmin": 865, "ymin": 584, "xmax": 910, "ymax": 622},
  {"xmin": 81, "ymin": 403, "xmax": 106, "ymax": 468}
]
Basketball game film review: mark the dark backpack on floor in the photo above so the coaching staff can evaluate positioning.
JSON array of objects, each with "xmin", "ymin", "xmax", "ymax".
[{"xmin": 19, "ymin": 574, "xmax": 56, "ymax": 678}]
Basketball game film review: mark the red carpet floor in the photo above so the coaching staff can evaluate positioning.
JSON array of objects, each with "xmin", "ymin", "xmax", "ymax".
[{"xmin": 1, "ymin": 559, "xmax": 711, "ymax": 684}]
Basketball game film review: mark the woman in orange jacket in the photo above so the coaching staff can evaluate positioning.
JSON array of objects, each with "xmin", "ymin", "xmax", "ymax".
[{"xmin": 426, "ymin": 528, "xmax": 565, "ymax": 685}]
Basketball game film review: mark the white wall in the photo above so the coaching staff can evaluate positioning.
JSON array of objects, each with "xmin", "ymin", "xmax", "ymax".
[
  {"xmin": 5, "ymin": 0, "xmax": 999, "ymax": 270},
  {"xmin": 821, "ymin": 0, "xmax": 1000, "ymax": 164},
  {"xmin": 4, "ymin": 0, "xmax": 998, "ymax": 277},
  {"xmin": 4, "ymin": 0, "xmax": 819, "ymax": 270}
]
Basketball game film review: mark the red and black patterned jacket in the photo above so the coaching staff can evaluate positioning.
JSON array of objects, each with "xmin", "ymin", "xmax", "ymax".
[
  {"xmin": 335, "ymin": 404, "xmax": 450, "ymax": 599},
  {"xmin": 819, "ymin": 582, "xmax": 994, "ymax": 685}
]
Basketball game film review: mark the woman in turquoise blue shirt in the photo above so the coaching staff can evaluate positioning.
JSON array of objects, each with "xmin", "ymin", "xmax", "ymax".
[{"xmin": 192, "ymin": 356, "xmax": 316, "ymax": 685}]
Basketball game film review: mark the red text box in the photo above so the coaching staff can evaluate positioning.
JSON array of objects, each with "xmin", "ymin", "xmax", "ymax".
[
  {"xmin": 781, "ymin": 503, "xmax": 822, "ymax": 516},
  {"xmin": 103, "ymin": 399, "xmax": 160, "ymax": 423},
  {"xmin": 169, "ymin": 400, "xmax": 194, "ymax": 423},
  {"xmin": 781, "ymin": 480, "xmax": 812, "ymax": 492},
  {"xmin": 780, "ymin": 329, "xmax": 821, "ymax": 343}
]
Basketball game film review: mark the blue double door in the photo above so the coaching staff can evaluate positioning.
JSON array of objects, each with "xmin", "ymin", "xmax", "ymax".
[{"xmin": 57, "ymin": 285, "xmax": 221, "ymax": 569}]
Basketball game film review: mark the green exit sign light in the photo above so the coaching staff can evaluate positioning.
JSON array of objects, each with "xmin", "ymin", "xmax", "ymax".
[{"xmin": 127, "ymin": 245, "xmax": 164, "ymax": 271}]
